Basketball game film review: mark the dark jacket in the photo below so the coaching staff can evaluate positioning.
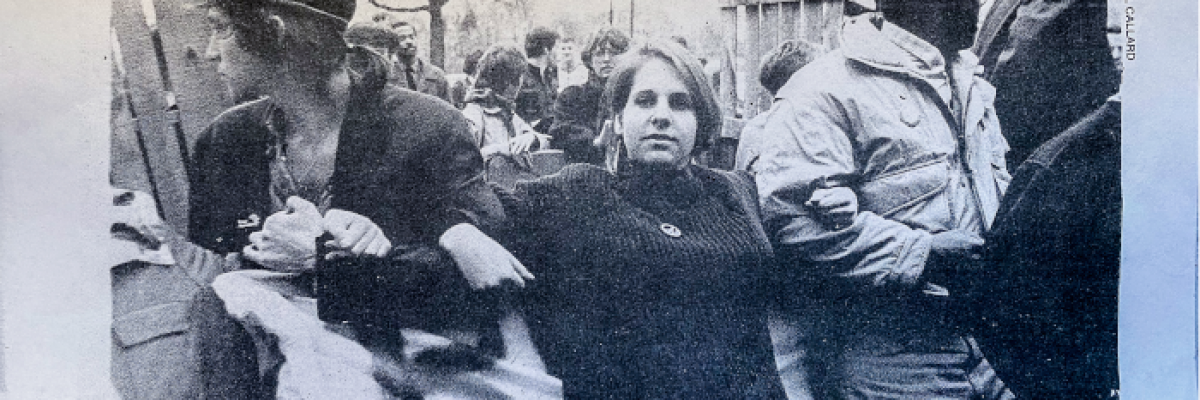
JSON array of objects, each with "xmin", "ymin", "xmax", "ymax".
[
  {"xmin": 974, "ymin": 0, "xmax": 1120, "ymax": 168},
  {"xmin": 515, "ymin": 63, "xmax": 558, "ymax": 132},
  {"xmin": 971, "ymin": 100, "xmax": 1121, "ymax": 399},
  {"xmin": 189, "ymin": 80, "xmax": 505, "ymax": 333},
  {"xmin": 548, "ymin": 73, "xmax": 606, "ymax": 165},
  {"xmin": 497, "ymin": 164, "xmax": 786, "ymax": 399}
]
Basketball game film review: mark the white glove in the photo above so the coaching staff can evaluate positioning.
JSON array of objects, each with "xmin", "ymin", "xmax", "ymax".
[
  {"xmin": 244, "ymin": 197, "xmax": 324, "ymax": 272},
  {"xmin": 322, "ymin": 209, "xmax": 392, "ymax": 259},
  {"xmin": 439, "ymin": 223, "xmax": 534, "ymax": 290}
]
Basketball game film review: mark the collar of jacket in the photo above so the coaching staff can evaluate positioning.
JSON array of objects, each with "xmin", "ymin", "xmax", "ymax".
[
  {"xmin": 395, "ymin": 55, "xmax": 420, "ymax": 72},
  {"xmin": 526, "ymin": 62, "xmax": 556, "ymax": 85},
  {"xmin": 841, "ymin": 15, "xmax": 985, "ymax": 83},
  {"xmin": 252, "ymin": 69, "xmax": 375, "ymax": 159},
  {"xmin": 841, "ymin": 15, "xmax": 991, "ymax": 120}
]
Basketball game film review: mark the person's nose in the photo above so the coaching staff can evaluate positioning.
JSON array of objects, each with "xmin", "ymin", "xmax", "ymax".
[
  {"xmin": 649, "ymin": 102, "xmax": 672, "ymax": 130},
  {"xmin": 204, "ymin": 35, "xmax": 221, "ymax": 62}
]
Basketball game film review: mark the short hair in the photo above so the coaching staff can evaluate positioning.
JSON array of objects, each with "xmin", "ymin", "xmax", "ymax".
[
  {"xmin": 474, "ymin": 45, "xmax": 527, "ymax": 93},
  {"xmin": 580, "ymin": 28, "xmax": 631, "ymax": 67},
  {"xmin": 524, "ymin": 27, "xmax": 560, "ymax": 58},
  {"xmin": 604, "ymin": 39, "xmax": 722, "ymax": 155},
  {"xmin": 758, "ymin": 40, "xmax": 825, "ymax": 95},
  {"xmin": 390, "ymin": 20, "xmax": 414, "ymax": 32},
  {"xmin": 344, "ymin": 23, "xmax": 399, "ymax": 53},
  {"xmin": 203, "ymin": 0, "xmax": 348, "ymax": 81},
  {"xmin": 463, "ymin": 49, "xmax": 485, "ymax": 76}
]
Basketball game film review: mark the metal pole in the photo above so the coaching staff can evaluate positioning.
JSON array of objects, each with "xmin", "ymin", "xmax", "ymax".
[{"xmin": 629, "ymin": 0, "xmax": 634, "ymax": 36}]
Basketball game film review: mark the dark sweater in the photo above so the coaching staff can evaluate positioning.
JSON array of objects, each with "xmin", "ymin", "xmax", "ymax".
[{"xmin": 498, "ymin": 163, "xmax": 786, "ymax": 400}]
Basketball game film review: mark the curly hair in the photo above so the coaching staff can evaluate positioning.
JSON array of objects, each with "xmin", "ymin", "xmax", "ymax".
[
  {"xmin": 474, "ymin": 45, "xmax": 527, "ymax": 94},
  {"xmin": 524, "ymin": 27, "xmax": 560, "ymax": 58}
]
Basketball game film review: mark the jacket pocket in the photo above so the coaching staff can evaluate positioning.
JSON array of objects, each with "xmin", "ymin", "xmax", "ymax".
[
  {"xmin": 859, "ymin": 158, "xmax": 951, "ymax": 231},
  {"xmin": 113, "ymin": 302, "xmax": 190, "ymax": 348}
]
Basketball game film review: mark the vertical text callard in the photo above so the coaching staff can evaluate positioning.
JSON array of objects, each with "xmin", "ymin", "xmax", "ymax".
[{"xmin": 1125, "ymin": 1, "xmax": 1136, "ymax": 60}]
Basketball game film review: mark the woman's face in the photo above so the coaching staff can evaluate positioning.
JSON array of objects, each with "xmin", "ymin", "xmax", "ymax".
[{"xmin": 618, "ymin": 58, "xmax": 697, "ymax": 170}]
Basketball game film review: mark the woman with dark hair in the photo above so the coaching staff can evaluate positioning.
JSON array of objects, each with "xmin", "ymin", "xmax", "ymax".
[
  {"xmin": 494, "ymin": 39, "xmax": 787, "ymax": 399},
  {"xmin": 548, "ymin": 27, "xmax": 631, "ymax": 165}
]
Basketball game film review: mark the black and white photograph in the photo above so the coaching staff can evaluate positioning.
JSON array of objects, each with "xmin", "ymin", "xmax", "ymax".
[{"xmin": 0, "ymin": 0, "xmax": 1195, "ymax": 398}]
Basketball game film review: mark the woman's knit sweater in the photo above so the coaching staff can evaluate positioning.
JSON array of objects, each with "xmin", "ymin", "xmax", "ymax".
[{"xmin": 498, "ymin": 163, "xmax": 786, "ymax": 399}]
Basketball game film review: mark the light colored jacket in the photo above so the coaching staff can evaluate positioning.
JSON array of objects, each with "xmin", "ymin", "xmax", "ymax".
[
  {"xmin": 749, "ymin": 15, "xmax": 1011, "ymax": 291},
  {"xmin": 461, "ymin": 101, "xmax": 539, "ymax": 160}
]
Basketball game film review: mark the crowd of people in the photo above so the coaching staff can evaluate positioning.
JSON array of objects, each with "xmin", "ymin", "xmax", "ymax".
[{"xmin": 109, "ymin": 0, "xmax": 1122, "ymax": 398}]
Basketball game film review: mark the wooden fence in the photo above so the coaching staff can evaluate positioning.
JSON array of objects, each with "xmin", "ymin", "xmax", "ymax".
[
  {"xmin": 719, "ymin": 0, "xmax": 844, "ymax": 118},
  {"xmin": 112, "ymin": 0, "xmax": 231, "ymax": 235}
]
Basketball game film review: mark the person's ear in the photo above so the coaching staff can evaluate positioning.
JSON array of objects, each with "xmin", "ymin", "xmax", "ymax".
[{"xmin": 266, "ymin": 14, "xmax": 288, "ymax": 49}]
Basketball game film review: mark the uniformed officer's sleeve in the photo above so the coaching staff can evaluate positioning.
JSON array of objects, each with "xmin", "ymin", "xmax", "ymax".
[
  {"xmin": 753, "ymin": 95, "xmax": 933, "ymax": 295},
  {"xmin": 417, "ymin": 109, "xmax": 507, "ymax": 239}
]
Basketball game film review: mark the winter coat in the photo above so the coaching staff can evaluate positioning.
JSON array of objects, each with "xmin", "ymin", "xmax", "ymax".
[
  {"xmin": 746, "ymin": 15, "xmax": 1013, "ymax": 399},
  {"xmin": 515, "ymin": 63, "xmax": 558, "ymax": 132},
  {"xmin": 548, "ymin": 74, "xmax": 606, "ymax": 165},
  {"xmin": 752, "ymin": 16, "xmax": 1011, "ymax": 296}
]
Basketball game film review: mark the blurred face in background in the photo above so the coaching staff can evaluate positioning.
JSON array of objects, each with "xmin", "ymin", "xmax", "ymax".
[
  {"xmin": 590, "ymin": 43, "xmax": 622, "ymax": 80},
  {"xmin": 618, "ymin": 58, "xmax": 698, "ymax": 170},
  {"xmin": 555, "ymin": 41, "xmax": 577, "ymax": 69},
  {"xmin": 393, "ymin": 24, "xmax": 418, "ymax": 59},
  {"xmin": 1106, "ymin": 0, "xmax": 1125, "ymax": 71}
]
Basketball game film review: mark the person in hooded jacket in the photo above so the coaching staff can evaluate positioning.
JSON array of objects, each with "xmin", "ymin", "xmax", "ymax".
[{"xmin": 747, "ymin": 0, "xmax": 1014, "ymax": 398}]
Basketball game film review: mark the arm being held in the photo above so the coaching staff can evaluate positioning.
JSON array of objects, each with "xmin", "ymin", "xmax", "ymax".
[
  {"xmin": 752, "ymin": 98, "xmax": 934, "ymax": 294},
  {"xmin": 439, "ymin": 223, "xmax": 534, "ymax": 290}
]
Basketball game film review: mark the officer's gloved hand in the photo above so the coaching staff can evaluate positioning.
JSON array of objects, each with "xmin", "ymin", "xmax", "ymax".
[{"xmin": 244, "ymin": 196, "xmax": 323, "ymax": 272}]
